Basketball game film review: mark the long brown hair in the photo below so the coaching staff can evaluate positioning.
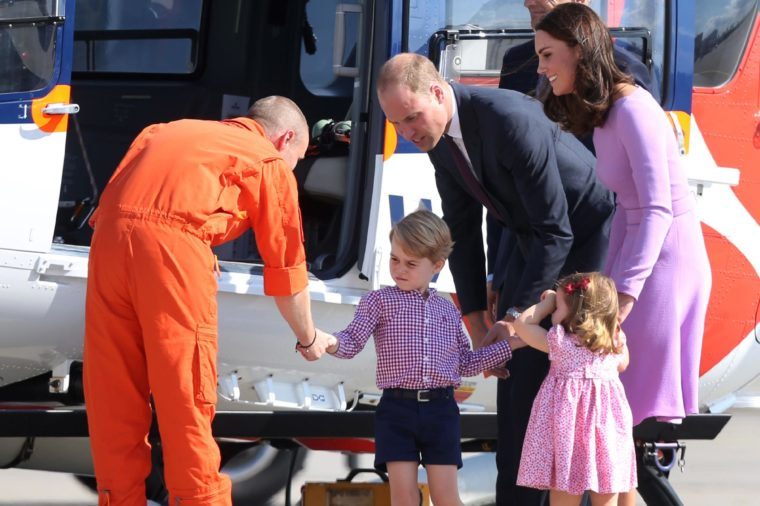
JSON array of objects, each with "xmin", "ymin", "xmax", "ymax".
[
  {"xmin": 557, "ymin": 272, "xmax": 621, "ymax": 354},
  {"xmin": 535, "ymin": 3, "xmax": 633, "ymax": 135}
]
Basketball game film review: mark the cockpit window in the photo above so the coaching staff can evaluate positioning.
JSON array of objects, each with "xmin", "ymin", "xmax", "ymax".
[
  {"xmin": 299, "ymin": 0, "xmax": 360, "ymax": 97},
  {"xmin": 694, "ymin": 0, "xmax": 758, "ymax": 88},
  {"xmin": 0, "ymin": 0, "xmax": 59, "ymax": 94}
]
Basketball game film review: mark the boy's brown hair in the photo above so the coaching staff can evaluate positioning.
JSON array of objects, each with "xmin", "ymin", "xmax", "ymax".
[
  {"xmin": 556, "ymin": 271, "xmax": 621, "ymax": 354},
  {"xmin": 389, "ymin": 209, "xmax": 454, "ymax": 262}
]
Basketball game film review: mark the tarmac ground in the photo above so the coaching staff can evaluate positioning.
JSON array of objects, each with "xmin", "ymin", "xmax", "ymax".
[{"xmin": 0, "ymin": 408, "xmax": 757, "ymax": 505}]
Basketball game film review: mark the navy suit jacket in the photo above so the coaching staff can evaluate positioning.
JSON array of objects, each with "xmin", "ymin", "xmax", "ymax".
[{"xmin": 430, "ymin": 83, "xmax": 614, "ymax": 315}]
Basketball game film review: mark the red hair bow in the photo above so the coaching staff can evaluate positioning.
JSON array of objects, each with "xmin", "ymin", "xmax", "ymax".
[{"xmin": 564, "ymin": 277, "xmax": 590, "ymax": 294}]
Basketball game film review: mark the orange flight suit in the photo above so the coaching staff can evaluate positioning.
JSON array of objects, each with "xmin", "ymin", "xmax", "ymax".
[{"xmin": 83, "ymin": 118, "xmax": 307, "ymax": 505}]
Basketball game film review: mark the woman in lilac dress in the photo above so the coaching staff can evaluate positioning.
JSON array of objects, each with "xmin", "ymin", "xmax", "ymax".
[{"xmin": 533, "ymin": 4, "xmax": 711, "ymax": 504}]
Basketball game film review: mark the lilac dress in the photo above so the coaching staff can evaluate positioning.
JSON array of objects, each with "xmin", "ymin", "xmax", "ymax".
[
  {"xmin": 593, "ymin": 87, "xmax": 711, "ymax": 425},
  {"xmin": 517, "ymin": 325, "xmax": 636, "ymax": 495}
]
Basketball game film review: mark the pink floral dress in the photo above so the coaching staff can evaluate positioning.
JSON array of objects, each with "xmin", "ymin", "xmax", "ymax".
[{"xmin": 517, "ymin": 325, "xmax": 637, "ymax": 495}]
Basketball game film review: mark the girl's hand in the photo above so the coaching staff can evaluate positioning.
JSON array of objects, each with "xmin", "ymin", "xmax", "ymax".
[
  {"xmin": 613, "ymin": 326, "xmax": 627, "ymax": 350},
  {"xmin": 539, "ymin": 290, "xmax": 557, "ymax": 313},
  {"xmin": 540, "ymin": 289, "xmax": 556, "ymax": 302},
  {"xmin": 615, "ymin": 327, "xmax": 630, "ymax": 372}
]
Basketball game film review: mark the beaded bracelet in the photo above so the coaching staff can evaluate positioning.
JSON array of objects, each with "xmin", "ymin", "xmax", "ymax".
[{"xmin": 294, "ymin": 330, "xmax": 317, "ymax": 352}]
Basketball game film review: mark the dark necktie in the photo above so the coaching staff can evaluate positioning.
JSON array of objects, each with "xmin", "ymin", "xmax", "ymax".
[{"xmin": 443, "ymin": 135, "xmax": 504, "ymax": 223}]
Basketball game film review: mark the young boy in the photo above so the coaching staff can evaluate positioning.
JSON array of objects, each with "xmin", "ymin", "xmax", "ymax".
[{"xmin": 327, "ymin": 209, "xmax": 523, "ymax": 506}]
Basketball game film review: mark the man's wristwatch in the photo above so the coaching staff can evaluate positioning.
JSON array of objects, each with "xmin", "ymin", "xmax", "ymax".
[{"xmin": 505, "ymin": 306, "xmax": 521, "ymax": 321}]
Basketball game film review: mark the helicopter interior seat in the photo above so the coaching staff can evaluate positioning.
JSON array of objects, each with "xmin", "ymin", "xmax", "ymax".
[
  {"xmin": 298, "ymin": 115, "xmax": 351, "ymax": 203},
  {"xmin": 289, "ymin": 117, "xmax": 350, "ymax": 270},
  {"xmin": 302, "ymin": 156, "xmax": 348, "ymax": 203}
]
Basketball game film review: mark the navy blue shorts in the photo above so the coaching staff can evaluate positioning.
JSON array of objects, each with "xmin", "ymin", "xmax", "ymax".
[{"xmin": 374, "ymin": 388, "xmax": 462, "ymax": 471}]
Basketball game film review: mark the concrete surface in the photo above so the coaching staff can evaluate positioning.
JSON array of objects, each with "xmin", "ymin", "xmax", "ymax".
[{"xmin": 1, "ymin": 407, "xmax": 758, "ymax": 505}]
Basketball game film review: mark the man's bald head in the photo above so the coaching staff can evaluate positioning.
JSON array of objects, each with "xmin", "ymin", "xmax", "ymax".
[
  {"xmin": 247, "ymin": 96, "xmax": 309, "ymax": 170},
  {"xmin": 377, "ymin": 53, "xmax": 446, "ymax": 96},
  {"xmin": 247, "ymin": 96, "xmax": 308, "ymax": 144}
]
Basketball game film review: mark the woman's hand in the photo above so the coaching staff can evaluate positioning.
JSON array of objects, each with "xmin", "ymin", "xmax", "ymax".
[{"xmin": 618, "ymin": 293, "xmax": 635, "ymax": 323}]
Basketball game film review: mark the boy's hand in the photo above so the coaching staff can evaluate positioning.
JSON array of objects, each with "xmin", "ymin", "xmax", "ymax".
[
  {"xmin": 297, "ymin": 329, "xmax": 336, "ymax": 361},
  {"xmin": 487, "ymin": 366, "xmax": 510, "ymax": 379},
  {"xmin": 506, "ymin": 334, "xmax": 526, "ymax": 351},
  {"xmin": 485, "ymin": 335, "xmax": 526, "ymax": 377},
  {"xmin": 482, "ymin": 320, "xmax": 513, "ymax": 346},
  {"xmin": 481, "ymin": 321, "xmax": 517, "ymax": 379},
  {"xmin": 326, "ymin": 335, "xmax": 339, "ymax": 355}
]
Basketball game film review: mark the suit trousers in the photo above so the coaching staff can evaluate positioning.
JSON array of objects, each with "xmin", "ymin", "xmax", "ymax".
[
  {"xmin": 493, "ymin": 215, "xmax": 612, "ymax": 505},
  {"xmin": 84, "ymin": 214, "xmax": 231, "ymax": 506}
]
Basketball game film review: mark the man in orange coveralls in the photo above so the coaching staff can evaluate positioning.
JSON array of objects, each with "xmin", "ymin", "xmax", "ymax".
[{"xmin": 83, "ymin": 96, "xmax": 334, "ymax": 506}]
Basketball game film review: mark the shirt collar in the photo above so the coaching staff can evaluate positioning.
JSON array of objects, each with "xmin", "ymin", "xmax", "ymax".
[
  {"xmin": 222, "ymin": 117, "xmax": 266, "ymax": 136},
  {"xmin": 447, "ymin": 84, "xmax": 463, "ymax": 141},
  {"xmin": 391, "ymin": 285, "xmax": 438, "ymax": 299}
]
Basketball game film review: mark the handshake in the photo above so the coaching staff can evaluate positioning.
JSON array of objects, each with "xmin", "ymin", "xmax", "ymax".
[{"xmin": 295, "ymin": 329, "xmax": 338, "ymax": 361}]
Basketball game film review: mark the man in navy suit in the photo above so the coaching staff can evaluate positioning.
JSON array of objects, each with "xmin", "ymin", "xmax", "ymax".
[{"xmin": 377, "ymin": 53, "xmax": 614, "ymax": 505}]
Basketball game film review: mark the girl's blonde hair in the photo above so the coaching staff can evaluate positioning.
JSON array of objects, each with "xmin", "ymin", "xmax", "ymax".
[{"xmin": 557, "ymin": 272, "xmax": 621, "ymax": 354}]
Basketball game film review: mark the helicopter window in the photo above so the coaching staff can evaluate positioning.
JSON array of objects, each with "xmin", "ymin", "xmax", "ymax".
[
  {"xmin": 299, "ymin": 0, "xmax": 360, "ymax": 97},
  {"xmin": 0, "ymin": 0, "xmax": 58, "ymax": 94},
  {"xmin": 409, "ymin": 0, "xmax": 665, "ymax": 100},
  {"xmin": 693, "ymin": 0, "xmax": 758, "ymax": 88},
  {"xmin": 72, "ymin": 0, "xmax": 203, "ymax": 74}
]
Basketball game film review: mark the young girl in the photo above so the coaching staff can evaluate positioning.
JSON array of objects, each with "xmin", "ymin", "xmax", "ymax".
[
  {"xmin": 327, "ymin": 209, "xmax": 522, "ymax": 506},
  {"xmin": 512, "ymin": 272, "xmax": 635, "ymax": 506}
]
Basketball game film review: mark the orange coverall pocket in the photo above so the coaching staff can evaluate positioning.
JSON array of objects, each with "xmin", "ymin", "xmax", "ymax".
[{"xmin": 194, "ymin": 324, "xmax": 219, "ymax": 405}]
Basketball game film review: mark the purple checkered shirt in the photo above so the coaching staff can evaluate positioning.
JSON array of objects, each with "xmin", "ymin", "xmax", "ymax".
[{"xmin": 333, "ymin": 286, "xmax": 512, "ymax": 389}]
